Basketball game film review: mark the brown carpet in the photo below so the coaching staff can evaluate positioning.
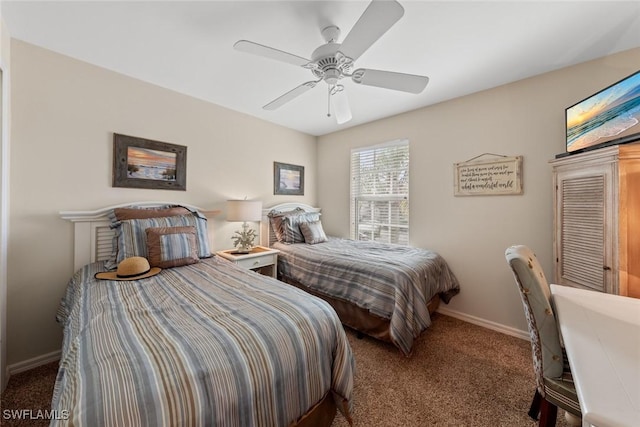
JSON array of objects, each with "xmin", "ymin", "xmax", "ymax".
[
  {"xmin": 1, "ymin": 362, "xmax": 58, "ymax": 427},
  {"xmin": 1, "ymin": 314, "xmax": 569, "ymax": 426}
]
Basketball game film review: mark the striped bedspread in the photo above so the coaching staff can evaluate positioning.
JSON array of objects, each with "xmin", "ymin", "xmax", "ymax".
[
  {"xmin": 274, "ymin": 238, "xmax": 460, "ymax": 356},
  {"xmin": 52, "ymin": 257, "xmax": 354, "ymax": 426}
]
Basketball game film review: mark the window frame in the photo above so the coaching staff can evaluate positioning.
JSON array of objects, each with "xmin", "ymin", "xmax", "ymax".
[{"xmin": 350, "ymin": 139, "xmax": 409, "ymax": 245}]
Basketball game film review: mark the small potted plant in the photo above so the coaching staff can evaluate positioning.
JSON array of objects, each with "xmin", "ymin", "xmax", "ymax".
[{"xmin": 232, "ymin": 227, "xmax": 257, "ymax": 253}]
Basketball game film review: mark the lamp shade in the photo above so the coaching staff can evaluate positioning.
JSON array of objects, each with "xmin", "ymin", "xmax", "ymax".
[{"xmin": 226, "ymin": 200, "xmax": 262, "ymax": 222}]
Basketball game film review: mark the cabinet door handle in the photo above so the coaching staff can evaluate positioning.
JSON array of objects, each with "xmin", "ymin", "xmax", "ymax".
[{"xmin": 603, "ymin": 266, "xmax": 611, "ymax": 271}]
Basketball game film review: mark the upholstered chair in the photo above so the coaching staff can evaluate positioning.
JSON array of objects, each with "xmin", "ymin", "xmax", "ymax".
[{"xmin": 505, "ymin": 245, "xmax": 581, "ymax": 427}]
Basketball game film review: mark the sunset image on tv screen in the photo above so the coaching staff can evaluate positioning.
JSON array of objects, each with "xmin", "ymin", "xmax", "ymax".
[{"xmin": 566, "ymin": 71, "xmax": 640, "ymax": 152}]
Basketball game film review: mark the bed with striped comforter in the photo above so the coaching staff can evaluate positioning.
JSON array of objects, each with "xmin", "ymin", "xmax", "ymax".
[
  {"xmin": 52, "ymin": 257, "xmax": 354, "ymax": 426},
  {"xmin": 274, "ymin": 237, "xmax": 460, "ymax": 356}
]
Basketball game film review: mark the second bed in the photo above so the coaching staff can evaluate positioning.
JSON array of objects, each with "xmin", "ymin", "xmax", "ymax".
[{"xmin": 263, "ymin": 203, "xmax": 461, "ymax": 356}]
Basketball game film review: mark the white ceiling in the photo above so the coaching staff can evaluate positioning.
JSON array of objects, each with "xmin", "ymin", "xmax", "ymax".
[{"xmin": 2, "ymin": 1, "xmax": 639, "ymax": 136}]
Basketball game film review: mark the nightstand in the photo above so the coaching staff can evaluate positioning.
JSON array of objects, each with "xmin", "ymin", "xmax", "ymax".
[{"xmin": 215, "ymin": 246, "xmax": 280, "ymax": 278}]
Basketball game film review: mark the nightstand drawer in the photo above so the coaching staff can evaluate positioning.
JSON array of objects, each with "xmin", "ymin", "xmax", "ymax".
[
  {"xmin": 215, "ymin": 246, "xmax": 280, "ymax": 278},
  {"xmin": 236, "ymin": 254, "xmax": 276, "ymax": 270}
]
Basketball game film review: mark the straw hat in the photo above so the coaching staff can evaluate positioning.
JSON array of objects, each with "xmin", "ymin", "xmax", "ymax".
[{"xmin": 95, "ymin": 257, "xmax": 161, "ymax": 281}]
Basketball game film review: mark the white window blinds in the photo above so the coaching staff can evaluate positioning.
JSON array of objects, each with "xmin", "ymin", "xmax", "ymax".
[{"xmin": 350, "ymin": 139, "xmax": 409, "ymax": 244}]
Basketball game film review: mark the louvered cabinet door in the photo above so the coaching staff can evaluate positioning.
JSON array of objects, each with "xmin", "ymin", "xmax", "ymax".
[{"xmin": 553, "ymin": 161, "xmax": 618, "ymax": 294}]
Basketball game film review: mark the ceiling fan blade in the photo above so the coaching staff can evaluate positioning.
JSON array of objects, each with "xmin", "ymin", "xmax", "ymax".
[
  {"xmin": 352, "ymin": 68, "xmax": 429, "ymax": 94},
  {"xmin": 263, "ymin": 81, "xmax": 319, "ymax": 110},
  {"xmin": 338, "ymin": 0, "xmax": 404, "ymax": 62},
  {"xmin": 331, "ymin": 87, "xmax": 352, "ymax": 124},
  {"xmin": 234, "ymin": 40, "xmax": 311, "ymax": 67}
]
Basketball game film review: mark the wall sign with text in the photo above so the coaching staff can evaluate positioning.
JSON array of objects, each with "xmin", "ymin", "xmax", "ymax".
[{"xmin": 453, "ymin": 155, "xmax": 523, "ymax": 196}]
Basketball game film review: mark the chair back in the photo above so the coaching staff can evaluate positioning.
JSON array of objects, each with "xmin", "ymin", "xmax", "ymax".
[{"xmin": 505, "ymin": 245, "xmax": 563, "ymax": 393}]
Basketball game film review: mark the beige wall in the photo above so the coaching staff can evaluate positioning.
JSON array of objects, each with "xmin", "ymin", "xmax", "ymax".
[
  {"xmin": 317, "ymin": 47, "xmax": 640, "ymax": 335},
  {"xmin": 7, "ymin": 40, "xmax": 317, "ymax": 365}
]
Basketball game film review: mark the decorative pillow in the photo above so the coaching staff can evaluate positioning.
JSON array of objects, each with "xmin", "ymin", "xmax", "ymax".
[
  {"xmin": 114, "ymin": 206, "xmax": 191, "ymax": 221},
  {"xmin": 267, "ymin": 208, "xmax": 305, "ymax": 242},
  {"xmin": 281, "ymin": 211, "xmax": 321, "ymax": 243},
  {"xmin": 115, "ymin": 214, "xmax": 211, "ymax": 263},
  {"xmin": 105, "ymin": 204, "xmax": 192, "ymax": 270},
  {"xmin": 146, "ymin": 226, "xmax": 199, "ymax": 268},
  {"xmin": 300, "ymin": 220, "xmax": 328, "ymax": 244}
]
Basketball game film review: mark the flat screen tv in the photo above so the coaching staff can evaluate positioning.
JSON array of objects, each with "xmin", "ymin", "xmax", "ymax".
[{"xmin": 565, "ymin": 70, "xmax": 640, "ymax": 155}]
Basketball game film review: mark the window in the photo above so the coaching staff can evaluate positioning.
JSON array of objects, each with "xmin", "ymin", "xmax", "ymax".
[{"xmin": 350, "ymin": 139, "xmax": 409, "ymax": 245}]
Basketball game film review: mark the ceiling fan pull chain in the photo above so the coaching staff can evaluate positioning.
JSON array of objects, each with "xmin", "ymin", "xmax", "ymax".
[{"xmin": 327, "ymin": 85, "xmax": 332, "ymax": 118}]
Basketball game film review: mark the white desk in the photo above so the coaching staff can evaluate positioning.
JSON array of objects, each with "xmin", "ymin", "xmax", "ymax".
[{"xmin": 550, "ymin": 284, "xmax": 640, "ymax": 427}]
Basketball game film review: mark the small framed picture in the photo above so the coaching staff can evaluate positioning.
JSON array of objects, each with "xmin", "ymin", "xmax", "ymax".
[
  {"xmin": 113, "ymin": 133, "xmax": 187, "ymax": 191},
  {"xmin": 274, "ymin": 162, "xmax": 304, "ymax": 196}
]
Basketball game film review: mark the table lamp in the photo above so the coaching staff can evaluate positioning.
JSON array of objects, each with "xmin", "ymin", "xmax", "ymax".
[{"xmin": 227, "ymin": 199, "xmax": 262, "ymax": 253}]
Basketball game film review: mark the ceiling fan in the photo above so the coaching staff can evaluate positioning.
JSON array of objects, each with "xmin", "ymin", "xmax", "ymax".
[{"xmin": 233, "ymin": 0, "xmax": 429, "ymax": 125}]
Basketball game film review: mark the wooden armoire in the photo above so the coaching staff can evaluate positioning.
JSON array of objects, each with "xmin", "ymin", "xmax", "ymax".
[{"xmin": 550, "ymin": 142, "xmax": 640, "ymax": 298}]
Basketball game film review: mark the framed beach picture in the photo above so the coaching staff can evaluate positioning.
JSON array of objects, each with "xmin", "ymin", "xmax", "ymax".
[
  {"xmin": 113, "ymin": 133, "xmax": 187, "ymax": 190},
  {"xmin": 274, "ymin": 162, "xmax": 304, "ymax": 195}
]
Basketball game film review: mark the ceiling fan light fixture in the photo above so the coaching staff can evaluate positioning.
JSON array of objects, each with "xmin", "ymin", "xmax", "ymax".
[
  {"xmin": 324, "ymin": 69, "xmax": 341, "ymax": 85},
  {"xmin": 234, "ymin": 0, "xmax": 428, "ymax": 124}
]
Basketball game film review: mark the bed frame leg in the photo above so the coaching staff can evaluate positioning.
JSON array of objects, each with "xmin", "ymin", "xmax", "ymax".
[{"xmin": 528, "ymin": 390, "xmax": 541, "ymax": 420}]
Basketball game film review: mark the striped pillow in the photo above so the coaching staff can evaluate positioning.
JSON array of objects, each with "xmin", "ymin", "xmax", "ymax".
[
  {"xmin": 115, "ymin": 214, "xmax": 211, "ymax": 263},
  {"xmin": 146, "ymin": 226, "xmax": 199, "ymax": 268},
  {"xmin": 300, "ymin": 220, "xmax": 328, "ymax": 244},
  {"xmin": 105, "ymin": 205, "xmax": 193, "ymax": 270},
  {"xmin": 267, "ymin": 208, "xmax": 305, "ymax": 242},
  {"xmin": 281, "ymin": 211, "xmax": 321, "ymax": 243}
]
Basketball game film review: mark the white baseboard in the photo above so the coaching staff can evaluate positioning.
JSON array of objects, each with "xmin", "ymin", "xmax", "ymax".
[
  {"xmin": 7, "ymin": 350, "xmax": 61, "ymax": 376},
  {"xmin": 436, "ymin": 307, "xmax": 530, "ymax": 341}
]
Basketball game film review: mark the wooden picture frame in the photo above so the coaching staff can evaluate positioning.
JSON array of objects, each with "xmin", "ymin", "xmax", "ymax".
[
  {"xmin": 274, "ymin": 162, "xmax": 304, "ymax": 196},
  {"xmin": 113, "ymin": 133, "xmax": 187, "ymax": 191}
]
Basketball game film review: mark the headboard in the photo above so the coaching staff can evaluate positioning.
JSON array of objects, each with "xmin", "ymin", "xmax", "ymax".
[
  {"xmin": 60, "ymin": 201, "xmax": 216, "ymax": 271},
  {"xmin": 260, "ymin": 202, "xmax": 321, "ymax": 247}
]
